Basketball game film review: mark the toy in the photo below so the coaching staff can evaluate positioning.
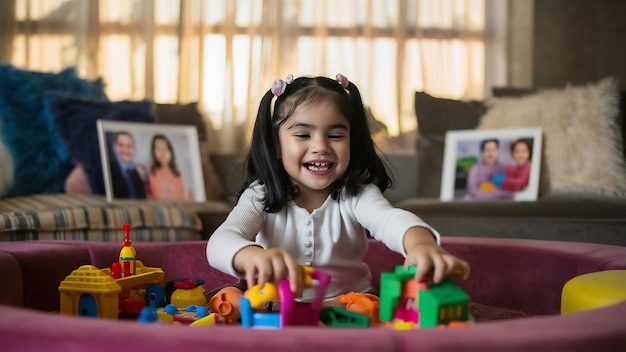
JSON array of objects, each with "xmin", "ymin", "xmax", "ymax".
[
  {"xmin": 119, "ymin": 223, "xmax": 136, "ymax": 277},
  {"xmin": 138, "ymin": 306, "xmax": 161, "ymax": 324},
  {"xmin": 209, "ymin": 286, "xmax": 244, "ymax": 324},
  {"xmin": 157, "ymin": 303, "xmax": 210, "ymax": 325},
  {"xmin": 320, "ymin": 306, "xmax": 370, "ymax": 328},
  {"xmin": 277, "ymin": 268, "xmax": 330, "ymax": 326},
  {"xmin": 59, "ymin": 265, "xmax": 122, "ymax": 319},
  {"xmin": 479, "ymin": 182, "xmax": 496, "ymax": 192},
  {"xmin": 155, "ymin": 278, "xmax": 210, "ymax": 325},
  {"xmin": 154, "ymin": 277, "xmax": 213, "ymax": 325},
  {"xmin": 493, "ymin": 172, "xmax": 505, "ymax": 187},
  {"xmin": 379, "ymin": 265, "xmax": 471, "ymax": 329},
  {"xmin": 59, "ymin": 224, "xmax": 165, "ymax": 319},
  {"xmin": 245, "ymin": 282, "xmax": 279, "ymax": 309},
  {"xmin": 189, "ymin": 313, "xmax": 221, "ymax": 327},
  {"xmin": 561, "ymin": 270, "xmax": 626, "ymax": 314},
  {"xmin": 418, "ymin": 278, "xmax": 470, "ymax": 328},
  {"xmin": 170, "ymin": 279, "xmax": 207, "ymax": 308},
  {"xmin": 338, "ymin": 292, "xmax": 380, "ymax": 325},
  {"xmin": 239, "ymin": 267, "xmax": 330, "ymax": 328}
]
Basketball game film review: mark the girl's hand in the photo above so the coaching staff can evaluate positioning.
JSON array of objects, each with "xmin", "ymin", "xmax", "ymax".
[
  {"xmin": 404, "ymin": 243, "xmax": 470, "ymax": 284},
  {"xmin": 233, "ymin": 246, "xmax": 303, "ymax": 294},
  {"xmin": 402, "ymin": 226, "xmax": 471, "ymax": 284}
]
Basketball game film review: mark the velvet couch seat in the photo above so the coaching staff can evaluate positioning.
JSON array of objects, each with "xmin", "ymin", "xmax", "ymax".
[
  {"xmin": 397, "ymin": 192, "xmax": 626, "ymax": 246},
  {"xmin": 1, "ymin": 237, "xmax": 626, "ymax": 351}
]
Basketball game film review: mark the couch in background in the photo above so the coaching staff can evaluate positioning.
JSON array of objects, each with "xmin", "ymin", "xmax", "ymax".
[
  {"xmin": 1, "ymin": 65, "xmax": 625, "ymax": 247},
  {"xmin": 214, "ymin": 77, "xmax": 626, "ymax": 247},
  {"xmin": 397, "ymin": 77, "xmax": 626, "ymax": 246},
  {"xmin": 1, "ymin": 237, "xmax": 626, "ymax": 351},
  {"xmin": 0, "ymin": 65, "xmax": 232, "ymax": 242}
]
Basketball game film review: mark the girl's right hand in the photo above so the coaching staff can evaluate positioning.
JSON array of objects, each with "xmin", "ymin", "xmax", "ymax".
[{"xmin": 233, "ymin": 246, "xmax": 303, "ymax": 294}]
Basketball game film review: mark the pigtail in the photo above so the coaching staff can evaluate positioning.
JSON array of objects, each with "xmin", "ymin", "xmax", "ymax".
[
  {"xmin": 342, "ymin": 81, "xmax": 392, "ymax": 195},
  {"xmin": 242, "ymin": 89, "xmax": 291, "ymax": 212}
]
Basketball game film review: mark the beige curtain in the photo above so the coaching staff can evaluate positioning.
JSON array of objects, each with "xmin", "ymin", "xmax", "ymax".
[{"xmin": 2, "ymin": 0, "xmax": 506, "ymax": 153}]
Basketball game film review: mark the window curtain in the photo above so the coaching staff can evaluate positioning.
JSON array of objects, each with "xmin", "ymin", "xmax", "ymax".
[{"xmin": 2, "ymin": 0, "xmax": 507, "ymax": 153}]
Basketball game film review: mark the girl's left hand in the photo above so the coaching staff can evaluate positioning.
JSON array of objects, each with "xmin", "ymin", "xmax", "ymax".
[{"xmin": 404, "ymin": 243, "xmax": 470, "ymax": 284}]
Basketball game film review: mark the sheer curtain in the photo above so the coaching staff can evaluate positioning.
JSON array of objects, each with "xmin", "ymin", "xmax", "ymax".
[{"xmin": 2, "ymin": 0, "xmax": 506, "ymax": 153}]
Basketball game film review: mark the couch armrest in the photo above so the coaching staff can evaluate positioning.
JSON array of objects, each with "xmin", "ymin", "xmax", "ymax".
[
  {"xmin": 0, "ymin": 242, "xmax": 92, "ymax": 311},
  {"xmin": 0, "ymin": 249, "xmax": 23, "ymax": 307}
]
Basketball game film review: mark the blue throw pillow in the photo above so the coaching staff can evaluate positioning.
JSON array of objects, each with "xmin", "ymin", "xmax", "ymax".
[
  {"xmin": 0, "ymin": 65, "xmax": 106, "ymax": 198},
  {"xmin": 50, "ymin": 96, "xmax": 155, "ymax": 194}
]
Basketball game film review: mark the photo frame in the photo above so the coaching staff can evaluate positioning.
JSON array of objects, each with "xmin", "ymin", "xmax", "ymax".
[
  {"xmin": 440, "ymin": 127, "xmax": 543, "ymax": 201},
  {"xmin": 97, "ymin": 120, "xmax": 206, "ymax": 202}
]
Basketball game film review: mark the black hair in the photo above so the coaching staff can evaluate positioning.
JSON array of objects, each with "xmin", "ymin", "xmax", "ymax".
[
  {"xmin": 241, "ymin": 75, "xmax": 392, "ymax": 212},
  {"xmin": 150, "ymin": 134, "xmax": 181, "ymax": 177},
  {"xmin": 480, "ymin": 138, "xmax": 499, "ymax": 151}
]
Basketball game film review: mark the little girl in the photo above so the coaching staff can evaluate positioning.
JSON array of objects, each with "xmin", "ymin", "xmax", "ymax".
[
  {"xmin": 501, "ymin": 139, "xmax": 532, "ymax": 192},
  {"xmin": 207, "ymin": 74, "xmax": 470, "ymax": 300},
  {"xmin": 148, "ymin": 134, "xmax": 187, "ymax": 200}
]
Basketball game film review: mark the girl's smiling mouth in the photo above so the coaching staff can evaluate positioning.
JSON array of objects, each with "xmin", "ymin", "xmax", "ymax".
[{"xmin": 304, "ymin": 161, "xmax": 333, "ymax": 172}]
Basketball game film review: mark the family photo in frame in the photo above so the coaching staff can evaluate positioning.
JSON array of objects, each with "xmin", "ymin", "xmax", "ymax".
[
  {"xmin": 97, "ymin": 120, "xmax": 206, "ymax": 202},
  {"xmin": 440, "ymin": 127, "xmax": 543, "ymax": 202}
]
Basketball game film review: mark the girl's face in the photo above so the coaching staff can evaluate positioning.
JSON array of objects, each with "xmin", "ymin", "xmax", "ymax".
[
  {"xmin": 154, "ymin": 138, "xmax": 172, "ymax": 166},
  {"xmin": 512, "ymin": 142, "xmax": 530, "ymax": 165},
  {"xmin": 278, "ymin": 100, "xmax": 350, "ymax": 201}
]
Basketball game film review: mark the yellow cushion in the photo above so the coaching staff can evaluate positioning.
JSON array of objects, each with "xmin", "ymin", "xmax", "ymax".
[{"xmin": 561, "ymin": 270, "xmax": 626, "ymax": 314}]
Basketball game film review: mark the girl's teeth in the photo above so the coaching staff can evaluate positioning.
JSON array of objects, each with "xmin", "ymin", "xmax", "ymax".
[{"xmin": 307, "ymin": 162, "xmax": 329, "ymax": 171}]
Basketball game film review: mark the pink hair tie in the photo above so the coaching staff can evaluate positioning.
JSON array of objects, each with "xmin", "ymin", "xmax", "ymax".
[
  {"xmin": 336, "ymin": 73, "xmax": 349, "ymax": 89},
  {"xmin": 270, "ymin": 74, "xmax": 294, "ymax": 97},
  {"xmin": 271, "ymin": 79, "xmax": 287, "ymax": 97}
]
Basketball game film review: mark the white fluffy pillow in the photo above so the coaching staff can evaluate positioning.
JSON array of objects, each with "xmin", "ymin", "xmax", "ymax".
[{"xmin": 479, "ymin": 77, "xmax": 626, "ymax": 196}]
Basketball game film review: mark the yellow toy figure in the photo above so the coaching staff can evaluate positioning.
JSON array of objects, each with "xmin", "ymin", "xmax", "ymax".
[{"xmin": 170, "ymin": 279, "xmax": 207, "ymax": 308}]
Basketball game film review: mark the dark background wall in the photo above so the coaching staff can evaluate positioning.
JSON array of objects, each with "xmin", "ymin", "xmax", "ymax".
[{"xmin": 532, "ymin": 0, "xmax": 626, "ymax": 89}]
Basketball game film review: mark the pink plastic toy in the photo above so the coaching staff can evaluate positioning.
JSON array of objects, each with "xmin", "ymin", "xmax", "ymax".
[
  {"xmin": 279, "ymin": 269, "xmax": 330, "ymax": 326},
  {"xmin": 239, "ymin": 267, "xmax": 331, "ymax": 328}
]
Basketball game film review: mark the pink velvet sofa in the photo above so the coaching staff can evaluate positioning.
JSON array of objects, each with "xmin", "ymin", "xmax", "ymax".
[{"xmin": 1, "ymin": 238, "xmax": 626, "ymax": 351}]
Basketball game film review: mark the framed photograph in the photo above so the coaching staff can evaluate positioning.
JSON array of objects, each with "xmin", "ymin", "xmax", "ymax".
[
  {"xmin": 97, "ymin": 120, "xmax": 206, "ymax": 202},
  {"xmin": 440, "ymin": 127, "xmax": 543, "ymax": 201}
]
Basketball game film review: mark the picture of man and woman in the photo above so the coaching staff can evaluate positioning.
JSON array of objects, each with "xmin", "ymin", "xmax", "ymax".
[
  {"xmin": 440, "ymin": 128, "xmax": 542, "ymax": 202},
  {"xmin": 98, "ymin": 121, "xmax": 206, "ymax": 202}
]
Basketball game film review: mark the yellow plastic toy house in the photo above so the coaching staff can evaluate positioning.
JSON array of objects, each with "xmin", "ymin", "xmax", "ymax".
[
  {"xmin": 58, "ymin": 224, "xmax": 165, "ymax": 319},
  {"xmin": 59, "ymin": 265, "xmax": 122, "ymax": 319},
  {"xmin": 59, "ymin": 262, "xmax": 165, "ymax": 319}
]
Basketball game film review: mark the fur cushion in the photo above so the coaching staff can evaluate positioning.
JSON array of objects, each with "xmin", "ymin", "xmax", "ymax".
[
  {"xmin": 51, "ymin": 96, "xmax": 155, "ymax": 195},
  {"xmin": 0, "ymin": 65, "xmax": 106, "ymax": 198},
  {"xmin": 479, "ymin": 77, "xmax": 626, "ymax": 196}
]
